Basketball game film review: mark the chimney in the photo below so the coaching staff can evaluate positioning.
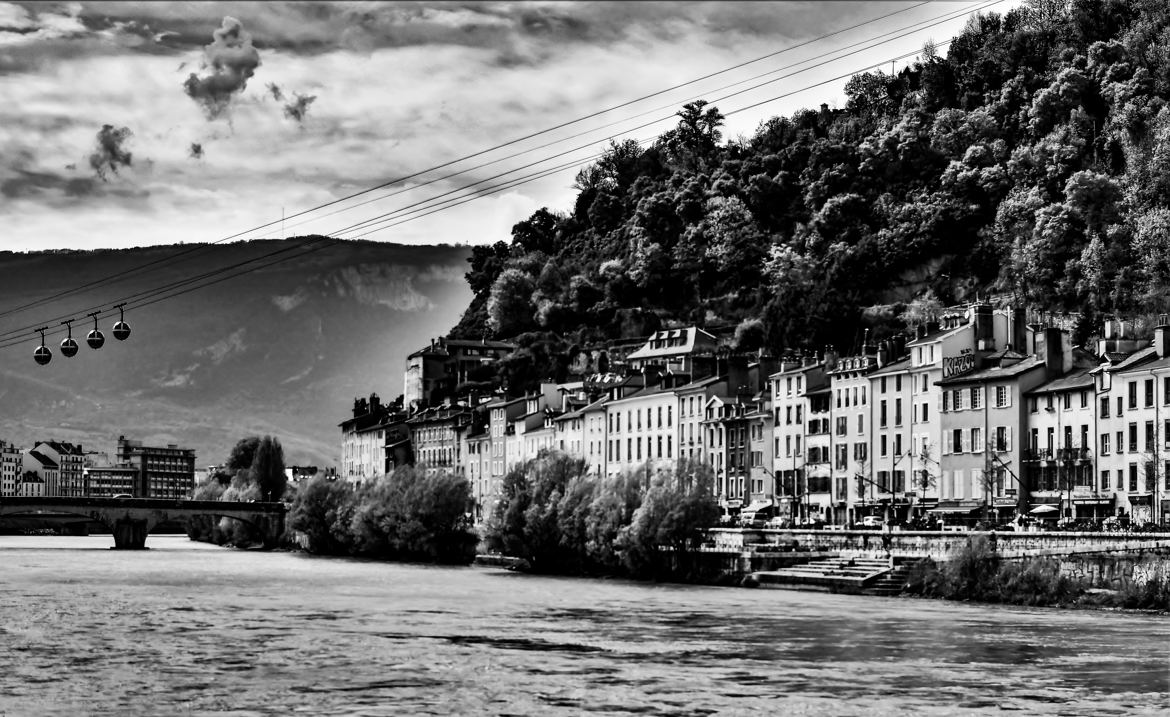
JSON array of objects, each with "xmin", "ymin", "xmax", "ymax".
[
  {"xmin": 974, "ymin": 303, "xmax": 994, "ymax": 350},
  {"xmin": 726, "ymin": 354, "xmax": 751, "ymax": 398},
  {"xmin": 877, "ymin": 340, "xmax": 890, "ymax": 368},
  {"xmin": 1043, "ymin": 327, "xmax": 1065, "ymax": 377},
  {"xmin": 1157, "ymin": 315, "xmax": 1170, "ymax": 358},
  {"xmin": 1011, "ymin": 307, "xmax": 1027, "ymax": 352},
  {"xmin": 891, "ymin": 333, "xmax": 907, "ymax": 360}
]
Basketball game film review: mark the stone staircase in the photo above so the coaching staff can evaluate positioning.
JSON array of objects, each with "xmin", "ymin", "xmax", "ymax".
[{"xmin": 751, "ymin": 556, "xmax": 923, "ymax": 596}]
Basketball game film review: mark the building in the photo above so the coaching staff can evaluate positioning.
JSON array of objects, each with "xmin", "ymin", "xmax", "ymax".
[
  {"xmin": 32, "ymin": 441, "xmax": 85, "ymax": 496},
  {"xmin": 116, "ymin": 436, "xmax": 196, "ymax": 499},
  {"xmin": 1027, "ymin": 363, "xmax": 1101, "ymax": 521},
  {"xmin": 339, "ymin": 393, "xmax": 410, "ymax": 484},
  {"xmin": 85, "ymin": 463, "xmax": 138, "ymax": 497},
  {"xmin": 403, "ymin": 336, "xmax": 514, "ymax": 408},
  {"xmin": 407, "ymin": 404, "xmax": 472, "ymax": 476},
  {"xmin": 624, "ymin": 327, "xmax": 719, "ymax": 376},
  {"xmin": 828, "ymin": 351, "xmax": 876, "ymax": 525},
  {"xmin": 482, "ymin": 396, "xmax": 527, "ymax": 517},
  {"xmin": 23, "ymin": 449, "xmax": 60, "ymax": 495},
  {"xmin": 1, "ymin": 441, "xmax": 22, "ymax": 497},
  {"xmin": 604, "ymin": 384, "xmax": 679, "ymax": 477},
  {"xmin": 771, "ymin": 354, "xmax": 836, "ymax": 523}
]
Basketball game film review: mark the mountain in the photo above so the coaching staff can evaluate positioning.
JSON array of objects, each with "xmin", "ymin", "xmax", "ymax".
[{"xmin": 0, "ymin": 238, "xmax": 472, "ymax": 468}]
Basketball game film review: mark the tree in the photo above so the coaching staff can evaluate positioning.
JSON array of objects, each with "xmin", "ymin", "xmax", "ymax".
[
  {"xmin": 485, "ymin": 268, "xmax": 536, "ymax": 336},
  {"xmin": 227, "ymin": 436, "xmax": 261, "ymax": 471},
  {"xmin": 252, "ymin": 435, "xmax": 287, "ymax": 501}
]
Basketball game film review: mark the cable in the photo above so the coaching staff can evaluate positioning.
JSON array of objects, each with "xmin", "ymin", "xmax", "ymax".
[
  {"xmin": 280, "ymin": 0, "xmax": 1001, "ymax": 238},
  {"xmin": 1, "ymin": 5, "xmax": 994, "ymax": 353},
  {"xmin": 0, "ymin": 1, "xmax": 949, "ymax": 325}
]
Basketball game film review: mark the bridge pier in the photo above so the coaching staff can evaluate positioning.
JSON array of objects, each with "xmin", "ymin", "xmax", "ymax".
[{"xmin": 111, "ymin": 518, "xmax": 150, "ymax": 550}]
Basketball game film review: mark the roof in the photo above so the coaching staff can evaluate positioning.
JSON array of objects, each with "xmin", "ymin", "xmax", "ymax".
[
  {"xmin": 868, "ymin": 356, "xmax": 912, "ymax": 377},
  {"xmin": 482, "ymin": 396, "xmax": 526, "ymax": 410},
  {"xmin": 604, "ymin": 383, "xmax": 677, "ymax": 406},
  {"xmin": 1113, "ymin": 349, "xmax": 1170, "ymax": 376},
  {"xmin": 26, "ymin": 450, "xmax": 58, "ymax": 469},
  {"xmin": 625, "ymin": 327, "xmax": 717, "ymax": 361},
  {"xmin": 767, "ymin": 360, "xmax": 824, "ymax": 380},
  {"xmin": 556, "ymin": 397, "xmax": 607, "ymax": 422},
  {"xmin": 937, "ymin": 356, "xmax": 1044, "ymax": 386},
  {"xmin": 674, "ymin": 374, "xmax": 724, "ymax": 393},
  {"xmin": 1106, "ymin": 346, "xmax": 1158, "ymax": 373},
  {"xmin": 906, "ymin": 320, "xmax": 968, "ymax": 347},
  {"xmin": 1028, "ymin": 366, "xmax": 1095, "ymax": 394}
]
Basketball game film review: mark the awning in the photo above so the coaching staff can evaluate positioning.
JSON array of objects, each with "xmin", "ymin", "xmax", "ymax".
[
  {"xmin": 742, "ymin": 501, "xmax": 774, "ymax": 512},
  {"xmin": 928, "ymin": 501, "xmax": 982, "ymax": 515},
  {"xmin": 1029, "ymin": 504, "xmax": 1059, "ymax": 514},
  {"xmin": 1073, "ymin": 497, "xmax": 1114, "ymax": 505}
]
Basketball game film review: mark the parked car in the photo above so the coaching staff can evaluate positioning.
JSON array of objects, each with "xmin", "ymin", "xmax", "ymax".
[
  {"xmin": 859, "ymin": 515, "xmax": 883, "ymax": 529},
  {"xmin": 765, "ymin": 516, "xmax": 792, "ymax": 529}
]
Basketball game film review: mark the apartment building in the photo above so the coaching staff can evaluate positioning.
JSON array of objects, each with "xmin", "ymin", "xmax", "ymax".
[
  {"xmin": 32, "ymin": 441, "xmax": 85, "ymax": 496},
  {"xmin": 116, "ymin": 436, "xmax": 196, "ymax": 499},
  {"xmin": 1, "ymin": 441, "xmax": 22, "ymax": 497}
]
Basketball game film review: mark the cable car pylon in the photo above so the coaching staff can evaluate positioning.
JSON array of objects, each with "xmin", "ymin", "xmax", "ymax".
[
  {"xmin": 34, "ymin": 327, "xmax": 51, "ymax": 365},
  {"xmin": 60, "ymin": 319, "xmax": 78, "ymax": 357}
]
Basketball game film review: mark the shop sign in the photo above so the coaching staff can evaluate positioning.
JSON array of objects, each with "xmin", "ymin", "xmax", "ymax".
[{"xmin": 943, "ymin": 350, "xmax": 976, "ymax": 378}]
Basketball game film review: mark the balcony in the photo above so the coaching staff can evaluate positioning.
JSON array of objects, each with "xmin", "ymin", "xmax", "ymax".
[
  {"xmin": 1023, "ymin": 449, "xmax": 1052, "ymax": 462},
  {"xmin": 1056, "ymin": 447, "xmax": 1092, "ymax": 463}
]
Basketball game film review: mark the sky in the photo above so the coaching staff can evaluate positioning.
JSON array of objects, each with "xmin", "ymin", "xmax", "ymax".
[{"xmin": 1, "ymin": 0, "xmax": 1024, "ymax": 253}]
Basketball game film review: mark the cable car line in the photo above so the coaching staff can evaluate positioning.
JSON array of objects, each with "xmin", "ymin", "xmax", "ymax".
[
  {"xmin": 0, "ymin": 1, "xmax": 968, "ymax": 326},
  {"xmin": 4, "ymin": 34, "xmax": 965, "ymax": 354},
  {"xmin": 276, "ymin": 0, "xmax": 1000, "ymax": 238},
  {"xmin": 3, "ymin": 3, "xmax": 998, "ymax": 361}
]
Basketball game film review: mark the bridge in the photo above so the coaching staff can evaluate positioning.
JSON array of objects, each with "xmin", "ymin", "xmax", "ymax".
[{"xmin": 0, "ymin": 497, "xmax": 285, "ymax": 550}]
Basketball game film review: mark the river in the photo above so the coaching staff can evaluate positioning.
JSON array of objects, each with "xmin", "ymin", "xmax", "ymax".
[{"xmin": 0, "ymin": 535, "xmax": 1166, "ymax": 716}]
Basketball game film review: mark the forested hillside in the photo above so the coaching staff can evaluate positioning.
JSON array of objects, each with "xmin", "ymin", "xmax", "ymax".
[{"xmin": 450, "ymin": 0, "xmax": 1170, "ymax": 373}]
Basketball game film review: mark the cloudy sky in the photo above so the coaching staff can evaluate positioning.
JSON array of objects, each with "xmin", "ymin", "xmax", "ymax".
[{"xmin": 1, "ymin": 1, "xmax": 1022, "ymax": 253}]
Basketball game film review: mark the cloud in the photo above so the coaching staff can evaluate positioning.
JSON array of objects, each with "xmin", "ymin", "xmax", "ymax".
[
  {"xmin": 182, "ymin": 16, "xmax": 260, "ymax": 120},
  {"xmin": 266, "ymin": 82, "xmax": 283, "ymax": 102},
  {"xmin": 282, "ymin": 92, "xmax": 316, "ymax": 124},
  {"xmin": 188, "ymin": 141, "xmax": 203, "ymax": 159},
  {"xmin": 88, "ymin": 124, "xmax": 133, "ymax": 179}
]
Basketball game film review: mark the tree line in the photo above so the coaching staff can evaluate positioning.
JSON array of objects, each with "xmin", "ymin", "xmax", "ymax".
[{"xmin": 448, "ymin": 0, "xmax": 1170, "ymax": 396}]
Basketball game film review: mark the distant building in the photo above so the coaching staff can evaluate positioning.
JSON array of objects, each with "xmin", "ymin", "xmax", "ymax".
[
  {"xmin": 22, "ymin": 449, "xmax": 60, "ymax": 495},
  {"xmin": 32, "ymin": 441, "xmax": 85, "ymax": 496},
  {"xmin": 625, "ymin": 327, "xmax": 719, "ymax": 377},
  {"xmin": 1, "ymin": 441, "xmax": 23, "ymax": 497},
  {"xmin": 116, "ymin": 436, "xmax": 196, "ymax": 499},
  {"xmin": 85, "ymin": 464, "xmax": 138, "ymax": 497}
]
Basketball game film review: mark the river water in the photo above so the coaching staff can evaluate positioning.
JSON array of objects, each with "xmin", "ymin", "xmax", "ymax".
[{"xmin": 0, "ymin": 535, "xmax": 1166, "ymax": 716}]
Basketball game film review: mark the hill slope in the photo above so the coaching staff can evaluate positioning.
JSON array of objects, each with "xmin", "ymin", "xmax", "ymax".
[{"xmin": 0, "ymin": 238, "xmax": 471, "ymax": 468}]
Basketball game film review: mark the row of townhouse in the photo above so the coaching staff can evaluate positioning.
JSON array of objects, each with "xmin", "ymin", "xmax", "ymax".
[
  {"xmin": 0, "ymin": 437, "xmax": 193, "ymax": 499},
  {"xmin": 343, "ymin": 315, "xmax": 1170, "ymax": 527},
  {"xmin": 771, "ymin": 306, "xmax": 1170, "ymax": 527}
]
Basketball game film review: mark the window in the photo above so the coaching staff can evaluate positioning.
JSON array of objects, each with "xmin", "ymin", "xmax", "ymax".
[
  {"xmin": 942, "ymin": 391, "xmax": 950, "ymax": 412},
  {"xmin": 1063, "ymin": 393, "xmax": 1071, "ymax": 410},
  {"xmin": 972, "ymin": 427, "xmax": 984, "ymax": 453},
  {"xmin": 1128, "ymin": 464, "xmax": 1138, "ymax": 492},
  {"xmin": 1080, "ymin": 391, "xmax": 1088, "ymax": 409},
  {"xmin": 895, "ymin": 399, "xmax": 903, "ymax": 426},
  {"xmin": 1129, "ymin": 423, "xmax": 1138, "ymax": 453},
  {"xmin": 953, "ymin": 390, "xmax": 964, "ymax": 411},
  {"xmin": 835, "ymin": 445, "xmax": 848, "ymax": 470},
  {"xmin": 1101, "ymin": 470, "xmax": 1110, "ymax": 491},
  {"xmin": 853, "ymin": 443, "xmax": 867, "ymax": 462},
  {"xmin": 1147, "ymin": 420, "xmax": 1156, "ymax": 452},
  {"xmin": 857, "ymin": 414, "xmax": 864, "ymax": 434},
  {"xmin": 922, "ymin": 403, "xmax": 929, "ymax": 422},
  {"xmin": 1129, "ymin": 382, "xmax": 1138, "ymax": 409},
  {"xmin": 995, "ymin": 386, "xmax": 1009, "ymax": 408},
  {"xmin": 836, "ymin": 417, "xmax": 847, "ymax": 436},
  {"xmin": 970, "ymin": 387, "xmax": 982, "ymax": 410},
  {"xmin": 1101, "ymin": 433, "xmax": 1110, "ymax": 455},
  {"xmin": 1117, "ymin": 430, "xmax": 1124, "ymax": 454},
  {"xmin": 881, "ymin": 377, "xmax": 887, "ymax": 393},
  {"xmin": 1146, "ymin": 379, "xmax": 1155, "ymax": 408},
  {"xmin": 1029, "ymin": 397, "xmax": 1038, "ymax": 413},
  {"xmin": 879, "ymin": 400, "xmax": 888, "ymax": 428},
  {"xmin": 786, "ymin": 406, "xmax": 792, "ymax": 425},
  {"xmin": 880, "ymin": 435, "xmax": 888, "ymax": 458},
  {"xmin": 896, "ymin": 375, "xmax": 902, "ymax": 392},
  {"xmin": 1100, "ymin": 397, "xmax": 1110, "ymax": 418},
  {"xmin": 1116, "ymin": 469, "xmax": 1124, "ymax": 491},
  {"xmin": 1117, "ymin": 396, "xmax": 1123, "ymax": 416}
]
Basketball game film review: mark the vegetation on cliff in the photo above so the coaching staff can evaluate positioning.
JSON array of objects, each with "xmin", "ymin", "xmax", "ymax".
[{"xmin": 450, "ymin": 0, "xmax": 1170, "ymax": 389}]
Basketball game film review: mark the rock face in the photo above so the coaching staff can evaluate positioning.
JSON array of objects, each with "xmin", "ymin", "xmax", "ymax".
[{"xmin": 0, "ymin": 237, "xmax": 472, "ymax": 468}]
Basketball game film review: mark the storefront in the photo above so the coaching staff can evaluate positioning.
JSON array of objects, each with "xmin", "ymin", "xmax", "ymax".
[{"xmin": 1073, "ymin": 496, "xmax": 1114, "ymax": 521}]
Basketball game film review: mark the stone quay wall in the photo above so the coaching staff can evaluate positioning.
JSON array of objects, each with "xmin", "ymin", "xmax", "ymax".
[{"xmin": 707, "ymin": 528, "xmax": 1170, "ymax": 585}]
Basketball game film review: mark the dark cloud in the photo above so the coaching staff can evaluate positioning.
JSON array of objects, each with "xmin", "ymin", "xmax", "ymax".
[
  {"xmin": 282, "ymin": 93, "xmax": 316, "ymax": 125},
  {"xmin": 266, "ymin": 82, "xmax": 284, "ymax": 102},
  {"xmin": 189, "ymin": 142, "xmax": 204, "ymax": 159},
  {"xmin": 1, "ymin": 168, "xmax": 99, "ymax": 199},
  {"xmin": 88, "ymin": 124, "xmax": 133, "ymax": 180},
  {"xmin": 182, "ymin": 16, "xmax": 261, "ymax": 120}
]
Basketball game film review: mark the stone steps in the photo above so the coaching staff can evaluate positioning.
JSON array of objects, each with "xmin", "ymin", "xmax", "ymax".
[{"xmin": 753, "ymin": 557, "xmax": 894, "ymax": 592}]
